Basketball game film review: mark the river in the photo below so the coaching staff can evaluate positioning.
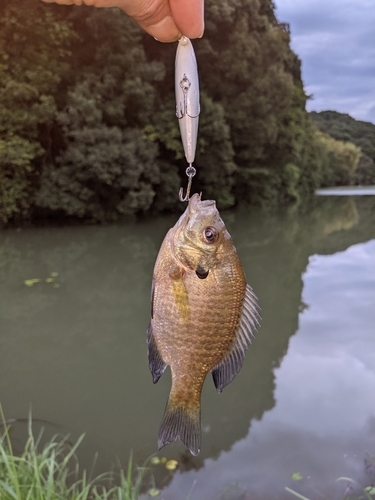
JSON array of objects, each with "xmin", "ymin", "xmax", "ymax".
[{"xmin": 1, "ymin": 194, "xmax": 374, "ymax": 499}]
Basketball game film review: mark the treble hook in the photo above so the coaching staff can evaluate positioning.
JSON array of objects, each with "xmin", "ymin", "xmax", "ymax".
[{"xmin": 179, "ymin": 164, "xmax": 196, "ymax": 202}]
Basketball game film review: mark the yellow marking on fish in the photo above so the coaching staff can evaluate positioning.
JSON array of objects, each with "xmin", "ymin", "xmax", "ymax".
[{"xmin": 172, "ymin": 278, "xmax": 189, "ymax": 323}]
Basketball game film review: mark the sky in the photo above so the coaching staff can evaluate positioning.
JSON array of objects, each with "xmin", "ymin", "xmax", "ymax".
[{"xmin": 274, "ymin": 0, "xmax": 375, "ymax": 124}]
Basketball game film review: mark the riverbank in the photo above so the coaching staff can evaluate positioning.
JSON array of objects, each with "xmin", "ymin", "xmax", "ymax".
[
  {"xmin": 1, "ymin": 418, "xmax": 374, "ymax": 500},
  {"xmin": 0, "ymin": 416, "xmax": 149, "ymax": 500}
]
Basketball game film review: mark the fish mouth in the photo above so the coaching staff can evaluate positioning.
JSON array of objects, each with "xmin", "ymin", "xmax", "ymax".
[
  {"xmin": 188, "ymin": 193, "xmax": 216, "ymax": 211},
  {"xmin": 199, "ymin": 199, "xmax": 215, "ymax": 208}
]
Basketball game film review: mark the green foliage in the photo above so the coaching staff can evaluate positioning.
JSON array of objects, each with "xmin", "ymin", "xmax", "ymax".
[
  {"xmin": 316, "ymin": 131, "xmax": 361, "ymax": 187},
  {"xmin": 291, "ymin": 472, "xmax": 303, "ymax": 481},
  {"xmin": 192, "ymin": 92, "xmax": 237, "ymax": 208},
  {"xmin": 35, "ymin": 9, "xmax": 165, "ymax": 221},
  {"xmin": 1, "ymin": 0, "xmax": 366, "ymax": 224},
  {"xmin": 199, "ymin": 0, "xmax": 300, "ymax": 169},
  {"xmin": 0, "ymin": 411, "xmax": 148, "ymax": 500},
  {"xmin": 282, "ymin": 163, "xmax": 301, "ymax": 203},
  {"xmin": 0, "ymin": 137, "xmax": 43, "ymax": 223},
  {"xmin": 36, "ymin": 122, "xmax": 160, "ymax": 220},
  {"xmin": 151, "ymin": 161, "xmax": 182, "ymax": 213},
  {"xmin": 0, "ymin": 0, "xmax": 74, "ymax": 223},
  {"xmin": 310, "ymin": 110, "xmax": 375, "ymax": 160},
  {"xmin": 190, "ymin": 0, "xmax": 313, "ymax": 207},
  {"xmin": 311, "ymin": 111, "xmax": 375, "ymax": 185},
  {"xmin": 354, "ymin": 154, "xmax": 375, "ymax": 185}
]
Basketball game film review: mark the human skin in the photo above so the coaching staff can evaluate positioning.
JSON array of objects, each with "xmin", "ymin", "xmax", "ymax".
[{"xmin": 40, "ymin": 0, "xmax": 204, "ymax": 42}]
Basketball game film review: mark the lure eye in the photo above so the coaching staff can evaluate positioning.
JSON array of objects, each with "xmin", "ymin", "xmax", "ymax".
[{"xmin": 203, "ymin": 226, "xmax": 217, "ymax": 244}]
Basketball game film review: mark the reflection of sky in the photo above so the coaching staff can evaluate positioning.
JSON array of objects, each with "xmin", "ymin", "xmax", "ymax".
[{"xmin": 153, "ymin": 240, "xmax": 375, "ymax": 499}]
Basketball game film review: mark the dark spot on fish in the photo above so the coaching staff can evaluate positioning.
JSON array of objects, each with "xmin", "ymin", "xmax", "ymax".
[{"xmin": 196, "ymin": 266, "xmax": 209, "ymax": 279}]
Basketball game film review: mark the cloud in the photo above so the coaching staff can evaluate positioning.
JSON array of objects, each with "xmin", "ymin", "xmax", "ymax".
[
  {"xmin": 275, "ymin": 0, "xmax": 375, "ymax": 123},
  {"xmin": 298, "ymin": 241, "xmax": 375, "ymax": 370}
]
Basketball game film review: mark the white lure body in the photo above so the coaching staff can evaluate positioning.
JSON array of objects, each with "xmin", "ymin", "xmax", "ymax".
[{"xmin": 175, "ymin": 36, "xmax": 200, "ymax": 165}]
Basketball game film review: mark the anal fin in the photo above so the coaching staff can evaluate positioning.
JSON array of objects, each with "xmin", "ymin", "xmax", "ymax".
[
  {"xmin": 212, "ymin": 284, "xmax": 261, "ymax": 393},
  {"xmin": 147, "ymin": 323, "xmax": 167, "ymax": 384}
]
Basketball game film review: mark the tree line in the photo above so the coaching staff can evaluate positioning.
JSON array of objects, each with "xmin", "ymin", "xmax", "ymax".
[
  {"xmin": 0, "ymin": 0, "xmax": 366, "ymax": 224},
  {"xmin": 310, "ymin": 110, "xmax": 375, "ymax": 186}
]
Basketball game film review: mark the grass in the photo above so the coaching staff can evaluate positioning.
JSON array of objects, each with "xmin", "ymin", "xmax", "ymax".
[{"xmin": 0, "ymin": 408, "xmax": 150, "ymax": 500}]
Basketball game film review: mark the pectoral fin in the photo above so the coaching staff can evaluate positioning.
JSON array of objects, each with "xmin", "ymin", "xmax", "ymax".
[
  {"xmin": 147, "ymin": 323, "xmax": 167, "ymax": 384},
  {"xmin": 211, "ymin": 284, "xmax": 261, "ymax": 393}
]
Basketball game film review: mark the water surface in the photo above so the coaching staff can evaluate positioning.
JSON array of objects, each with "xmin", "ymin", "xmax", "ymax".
[
  {"xmin": 1, "ymin": 195, "xmax": 374, "ymax": 499},
  {"xmin": 316, "ymin": 185, "xmax": 375, "ymax": 195}
]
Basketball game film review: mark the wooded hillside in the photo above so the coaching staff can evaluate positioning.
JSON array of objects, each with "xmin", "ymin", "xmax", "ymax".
[
  {"xmin": 0, "ymin": 0, "xmax": 363, "ymax": 224},
  {"xmin": 310, "ymin": 110, "xmax": 375, "ymax": 185}
]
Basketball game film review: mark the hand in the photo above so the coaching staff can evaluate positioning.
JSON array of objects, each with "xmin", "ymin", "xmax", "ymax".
[{"xmin": 40, "ymin": 0, "xmax": 204, "ymax": 43}]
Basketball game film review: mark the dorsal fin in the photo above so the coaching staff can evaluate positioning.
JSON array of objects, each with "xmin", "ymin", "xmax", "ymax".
[{"xmin": 211, "ymin": 284, "xmax": 261, "ymax": 393}]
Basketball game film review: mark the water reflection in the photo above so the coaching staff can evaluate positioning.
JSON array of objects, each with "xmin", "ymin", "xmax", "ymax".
[
  {"xmin": 0, "ymin": 196, "xmax": 375, "ymax": 498},
  {"xmin": 143, "ymin": 201, "xmax": 375, "ymax": 499}
]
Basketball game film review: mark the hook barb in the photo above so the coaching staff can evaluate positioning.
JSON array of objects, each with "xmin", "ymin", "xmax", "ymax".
[{"xmin": 179, "ymin": 164, "xmax": 196, "ymax": 202}]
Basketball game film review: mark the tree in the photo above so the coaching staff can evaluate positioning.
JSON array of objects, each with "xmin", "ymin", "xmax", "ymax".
[
  {"xmin": 315, "ymin": 131, "xmax": 361, "ymax": 187},
  {"xmin": 310, "ymin": 110, "xmax": 375, "ymax": 185},
  {"xmin": 193, "ymin": 0, "xmax": 309, "ymax": 206},
  {"xmin": 0, "ymin": 0, "xmax": 74, "ymax": 222},
  {"xmin": 3, "ymin": 0, "xmax": 362, "ymax": 224},
  {"xmin": 36, "ymin": 78, "xmax": 160, "ymax": 221},
  {"xmin": 35, "ymin": 7, "xmax": 169, "ymax": 220}
]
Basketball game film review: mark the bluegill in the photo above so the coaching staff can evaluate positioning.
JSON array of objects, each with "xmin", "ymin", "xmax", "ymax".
[{"xmin": 147, "ymin": 193, "xmax": 260, "ymax": 455}]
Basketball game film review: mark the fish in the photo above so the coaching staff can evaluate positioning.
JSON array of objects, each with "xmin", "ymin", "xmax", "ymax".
[{"xmin": 147, "ymin": 193, "xmax": 260, "ymax": 456}]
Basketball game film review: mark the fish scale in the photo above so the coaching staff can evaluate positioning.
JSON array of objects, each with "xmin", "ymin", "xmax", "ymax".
[{"xmin": 147, "ymin": 193, "xmax": 260, "ymax": 455}]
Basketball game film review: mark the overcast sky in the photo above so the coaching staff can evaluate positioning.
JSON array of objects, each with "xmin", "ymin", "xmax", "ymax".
[{"xmin": 275, "ymin": 0, "xmax": 375, "ymax": 124}]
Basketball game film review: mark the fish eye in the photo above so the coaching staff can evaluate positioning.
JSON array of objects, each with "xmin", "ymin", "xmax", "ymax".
[{"xmin": 203, "ymin": 226, "xmax": 218, "ymax": 244}]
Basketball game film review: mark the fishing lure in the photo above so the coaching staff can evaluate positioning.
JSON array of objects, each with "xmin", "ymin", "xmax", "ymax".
[{"xmin": 175, "ymin": 36, "xmax": 200, "ymax": 201}]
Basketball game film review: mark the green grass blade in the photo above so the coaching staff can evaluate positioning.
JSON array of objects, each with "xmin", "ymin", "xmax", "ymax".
[
  {"xmin": 0, "ymin": 409, "xmax": 149, "ymax": 500},
  {"xmin": 0, "ymin": 479, "xmax": 18, "ymax": 500},
  {"xmin": 336, "ymin": 477, "xmax": 357, "ymax": 483},
  {"xmin": 61, "ymin": 433, "xmax": 85, "ymax": 469},
  {"xmin": 285, "ymin": 486, "xmax": 311, "ymax": 500}
]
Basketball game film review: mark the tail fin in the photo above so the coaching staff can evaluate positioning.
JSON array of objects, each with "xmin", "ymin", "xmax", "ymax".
[{"xmin": 158, "ymin": 398, "xmax": 201, "ymax": 456}]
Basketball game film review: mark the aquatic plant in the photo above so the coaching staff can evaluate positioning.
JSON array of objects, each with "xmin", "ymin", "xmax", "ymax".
[{"xmin": 286, "ymin": 469, "xmax": 375, "ymax": 500}]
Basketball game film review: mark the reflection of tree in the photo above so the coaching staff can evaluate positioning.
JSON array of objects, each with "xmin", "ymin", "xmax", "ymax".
[
  {"xmin": 0, "ymin": 197, "xmax": 374, "ymax": 480},
  {"xmin": 315, "ymin": 197, "xmax": 375, "ymax": 255},
  {"xmin": 192, "ymin": 196, "xmax": 375, "ymax": 462},
  {"xmin": 320, "ymin": 197, "xmax": 359, "ymax": 235}
]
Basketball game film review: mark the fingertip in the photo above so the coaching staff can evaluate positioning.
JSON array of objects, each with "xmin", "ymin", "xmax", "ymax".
[
  {"xmin": 170, "ymin": 0, "xmax": 204, "ymax": 40},
  {"xmin": 179, "ymin": 23, "xmax": 204, "ymax": 40},
  {"xmin": 142, "ymin": 17, "xmax": 182, "ymax": 43}
]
